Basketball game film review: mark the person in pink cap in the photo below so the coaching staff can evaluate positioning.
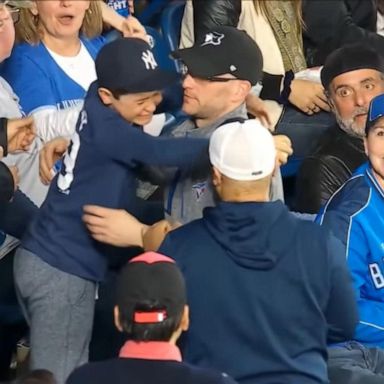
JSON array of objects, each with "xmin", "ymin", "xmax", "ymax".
[{"xmin": 67, "ymin": 251, "xmax": 236, "ymax": 384}]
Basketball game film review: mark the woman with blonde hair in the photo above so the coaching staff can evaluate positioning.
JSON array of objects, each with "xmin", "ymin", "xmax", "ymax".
[
  {"xmin": 1, "ymin": 0, "xmax": 143, "ymax": 142},
  {"xmin": 1, "ymin": 1, "xmax": 104, "ymax": 142}
]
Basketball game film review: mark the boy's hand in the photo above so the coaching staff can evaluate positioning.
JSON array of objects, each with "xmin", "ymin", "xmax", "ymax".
[
  {"xmin": 7, "ymin": 116, "xmax": 35, "ymax": 153},
  {"xmin": 83, "ymin": 205, "xmax": 149, "ymax": 248},
  {"xmin": 39, "ymin": 137, "xmax": 69, "ymax": 185}
]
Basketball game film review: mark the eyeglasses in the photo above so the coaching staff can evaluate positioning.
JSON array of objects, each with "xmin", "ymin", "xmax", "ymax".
[
  {"xmin": 180, "ymin": 63, "xmax": 238, "ymax": 83},
  {"xmin": 0, "ymin": 1, "xmax": 20, "ymax": 24},
  {"xmin": 182, "ymin": 72, "xmax": 239, "ymax": 83}
]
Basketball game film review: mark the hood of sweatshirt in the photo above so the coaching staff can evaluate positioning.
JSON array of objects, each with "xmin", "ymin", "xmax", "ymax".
[{"xmin": 203, "ymin": 200, "xmax": 297, "ymax": 270}]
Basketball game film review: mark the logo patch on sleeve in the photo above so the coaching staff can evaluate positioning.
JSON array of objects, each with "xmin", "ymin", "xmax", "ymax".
[{"xmin": 192, "ymin": 182, "xmax": 207, "ymax": 201}]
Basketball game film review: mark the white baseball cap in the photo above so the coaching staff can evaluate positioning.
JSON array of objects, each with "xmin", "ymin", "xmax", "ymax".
[{"xmin": 209, "ymin": 119, "xmax": 276, "ymax": 181}]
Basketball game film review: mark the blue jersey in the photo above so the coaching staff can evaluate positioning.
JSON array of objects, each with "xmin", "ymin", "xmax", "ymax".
[
  {"xmin": 1, "ymin": 36, "xmax": 105, "ymax": 114},
  {"xmin": 317, "ymin": 162, "xmax": 384, "ymax": 347},
  {"xmin": 106, "ymin": 0, "xmax": 129, "ymax": 17},
  {"xmin": 22, "ymin": 83, "xmax": 207, "ymax": 282}
]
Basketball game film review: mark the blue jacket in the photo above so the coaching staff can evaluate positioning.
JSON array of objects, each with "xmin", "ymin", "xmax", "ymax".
[
  {"xmin": 159, "ymin": 200, "xmax": 357, "ymax": 384},
  {"xmin": 317, "ymin": 162, "xmax": 384, "ymax": 347},
  {"xmin": 22, "ymin": 82, "xmax": 208, "ymax": 282}
]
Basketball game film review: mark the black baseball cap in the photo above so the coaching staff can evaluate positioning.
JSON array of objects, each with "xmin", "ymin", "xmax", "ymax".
[
  {"xmin": 96, "ymin": 38, "xmax": 180, "ymax": 94},
  {"xmin": 172, "ymin": 26, "xmax": 263, "ymax": 85},
  {"xmin": 321, "ymin": 43, "xmax": 384, "ymax": 90},
  {"xmin": 116, "ymin": 252, "xmax": 186, "ymax": 324}
]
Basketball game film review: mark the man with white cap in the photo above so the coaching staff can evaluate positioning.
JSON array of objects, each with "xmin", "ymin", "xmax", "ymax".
[{"xmin": 158, "ymin": 119, "xmax": 358, "ymax": 384}]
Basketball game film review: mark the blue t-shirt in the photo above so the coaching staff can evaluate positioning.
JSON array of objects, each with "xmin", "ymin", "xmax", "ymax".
[
  {"xmin": 106, "ymin": 0, "xmax": 129, "ymax": 17},
  {"xmin": 1, "ymin": 36, "xmax": 105, "ymax": 114}
]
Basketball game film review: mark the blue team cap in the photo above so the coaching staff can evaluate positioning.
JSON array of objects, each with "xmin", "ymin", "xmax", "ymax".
[
  {"xmin": 96, "ymin": 37, "xmax": 179, "ymax": 94},
  {"xmin": 366, "ymin": 94, "xmax": 384, "ymax": 135}
]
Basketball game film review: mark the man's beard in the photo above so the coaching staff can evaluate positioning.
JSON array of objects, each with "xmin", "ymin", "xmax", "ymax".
[{"xmin": 334, "ymin": 107, "xmax": 367, "ymax": 138}]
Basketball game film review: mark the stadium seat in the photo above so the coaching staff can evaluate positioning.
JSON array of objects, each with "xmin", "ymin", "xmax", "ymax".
[
  {"xmin": 145, "ymin": 25, "xmax": 177, "ymax": 73},
  {"xmin": 136, "ymin": 0, "xmax": 173, "ymax": 28},
  {"xmin": 145, "ymin": 26, "xmax": 184, "ymax": 115},
  {"xmin": 160, "ymin": 1, "xmax": 185, "ymax": 72}
]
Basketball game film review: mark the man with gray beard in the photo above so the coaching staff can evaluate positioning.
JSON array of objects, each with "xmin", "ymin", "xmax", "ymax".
[{"xmin": 295, "ymin": 43, "xmax": 384, "ymax": 213}]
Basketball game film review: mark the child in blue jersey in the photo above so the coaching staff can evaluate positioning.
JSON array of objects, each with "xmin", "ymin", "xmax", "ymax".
[
  {"xmin": 14, "ymin": 38, "xmax": 208, "ymax": 384},
  {"xmin": 317, "ymin": 93, "xmax": 384, "ymax": 383}
]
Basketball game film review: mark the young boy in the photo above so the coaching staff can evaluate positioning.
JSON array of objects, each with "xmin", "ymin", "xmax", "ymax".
[
  {"xmin": 14, "ymin": 38, "xmax": 208, "ymax": 384},
  {"xmin": 67, "ymin": 251, "xmax": 236, "ymax": 384}
]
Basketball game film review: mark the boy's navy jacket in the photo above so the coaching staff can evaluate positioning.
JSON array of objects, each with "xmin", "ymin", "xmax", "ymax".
[
  {"xmin": 159, "ymin": 200, "xmax": 358, "ymax": 384},
  {"xmin": 21, "ymin": 82, "xmax": 207, "ymax": 282}
]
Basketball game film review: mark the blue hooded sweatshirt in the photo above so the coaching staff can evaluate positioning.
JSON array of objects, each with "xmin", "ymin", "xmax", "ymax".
[{"xmin": 159, "ymin": 200, "xmax": 357, "ymax": 384}]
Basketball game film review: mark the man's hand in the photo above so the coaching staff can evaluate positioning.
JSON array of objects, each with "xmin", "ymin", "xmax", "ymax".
[
  {"xmin": 246, "ymin": 93, "xmax": 272, "ymax": 129},
  {"xmin": 7, "ymin": 116, "xmax": 35, "ymax": 153},
  {"xmin": 39, "ymin": 137, "xmax": 69, "ymax": 185},
  {"xmin": 83, "ymin": 205, "xmax": 149, "ymax": 248},
  {"xmin": 273, "ymin": 135, "xmax": 293, "ymax": 166},
  {"xmin": 288, "ymin": 79, "xmax": 330, "ymax": 115},
  {"xmin": 8, "ymin": 165, "xmax": 19, "ymax": 191}
]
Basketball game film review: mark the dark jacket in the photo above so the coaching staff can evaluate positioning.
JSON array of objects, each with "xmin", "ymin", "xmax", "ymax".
[
  {"xmin": 303, "ymin": 0, "xmax": 383, "ymax": 66},
  {"xmin": 159, "ymin": 200, "xmax": 358, "ymax": 384},
  {"xmin": 295, "ymin": 125, "xmax": 366, "ymax": 214},
  {"xmin": 0, "ymin": 118, "xmax": 14, "ymax": 203},
  {"xmin": 191, "ymin": 0, "xmax": 283, "ymax": 102},
  {"xmin": 67, "ymin": 357, "xmax": 236, "ymax": 384}
]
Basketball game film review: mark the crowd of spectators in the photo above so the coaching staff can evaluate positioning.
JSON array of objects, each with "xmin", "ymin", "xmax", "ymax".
[{"xmin": 1, "ymin": 1, "xmax": 384, "ymax": 384}]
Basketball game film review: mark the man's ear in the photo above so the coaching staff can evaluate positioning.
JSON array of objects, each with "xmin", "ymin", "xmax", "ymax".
[
  {"xmin": 180, "ymin": 305, "xmax": 189, "ymax": 332},
  {"xmin": 327, "ymin": 93, "xmax": 336, "ymax": 113},
  {"xmin": 235, "ymin": 80, "xmax": 251, "ymax": 101},
  {"xmin": 98, "ymin": 87, "xmax": 114, "ymax": 106},
  {"xmin": 114, "ymin": 306, "xmax": 124, "ymax": 333},
  {"xmin": 211, "ymin": 166, "xmax": 222, "ymax": 187}
]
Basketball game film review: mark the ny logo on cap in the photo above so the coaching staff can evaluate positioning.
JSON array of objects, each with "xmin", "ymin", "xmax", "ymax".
[
  {"xmin": 142, "ymin": 50, "xmax": 158, "ymax": 70},
  {"xmin": 201, "ymin": 32, "xmax": 224, "ymax": 46}
]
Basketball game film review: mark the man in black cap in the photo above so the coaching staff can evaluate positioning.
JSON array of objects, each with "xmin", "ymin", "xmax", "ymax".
[
  {"xmin": 295, "ymin": 43, "xmax": 384, "ymax": 213},
  {"xmin": 81, "ymin": 26, "xmax": 292, "ymax": 245},
  {"xmin": 67, "ymin": 252, "xmax": 236, "ymax": 384}
]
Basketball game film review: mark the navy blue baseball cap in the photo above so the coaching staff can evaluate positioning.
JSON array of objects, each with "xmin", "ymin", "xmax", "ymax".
[
  {"xmin": 366, "ymin": 94, "xmax": 384, "ymax": 135},
  {"xmin": 96, "ymin": 38, "xmax": 179, "ymax": 93}
]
